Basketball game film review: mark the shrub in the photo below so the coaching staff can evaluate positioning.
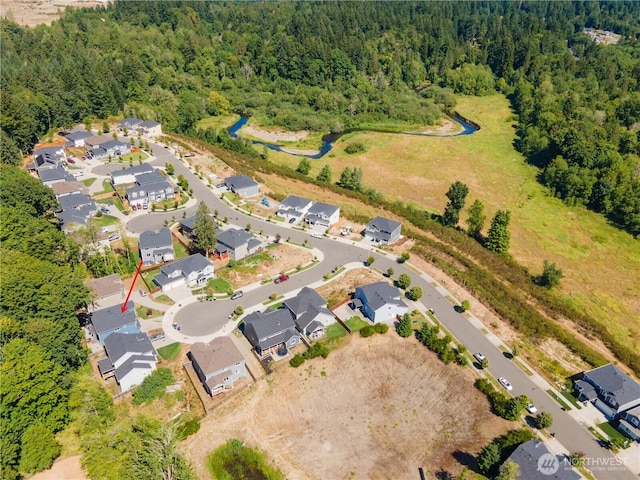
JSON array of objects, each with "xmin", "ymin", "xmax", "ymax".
[
  {"xmin": 534, "ymin": 411, "xmax": 553, "ymax": 429},
  {"xmin": 407, "ymin": 286, "xmax": 423, "ymax": 301},
  {"xmin": 132, "ymin": 368, "xmax": 174, "ymax": 405},
  {"xmin": 398, "ymin": 252, "xmax": 410, "ymax": 263},
  {"xmin": 360, "ymin": 325, "xmax": 375, "ymax": 337},
  {"xmin": 176, "ymin": 419, "xmax": 201, "ymax": 440},
  {"xmin": 460, "ymin": 299, "xmax": 471, "ymax": 312},
  {"xmin": 290, "ymin": 354, "xmax": 305, "ymax": 367},
  {"xmin": 397, "ymin": 273, "xmax": 411, "ymax": 289},
  {"xmin": 374, "ymin": 323, "xmax": 389, "ymax": 334},
  {"xmin": 304, "ymin": 343, "xmax": 330, "ymax": 360},
  {"xmin": 345, "ymin": 142, "xmax": 366, "ymax": 154}
]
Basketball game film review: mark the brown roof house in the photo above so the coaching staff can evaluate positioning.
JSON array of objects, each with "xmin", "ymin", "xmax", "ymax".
[
  {"xmin": 189, "ymin": 337, "xmax": 245, "ymax": 396},
  {"xmin": 85, "ymin": 274, "xmax": 124, "ymax": 301}
]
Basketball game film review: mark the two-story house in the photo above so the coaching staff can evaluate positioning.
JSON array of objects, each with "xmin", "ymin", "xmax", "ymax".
[
  {"xmin": 98, "ymin": 332, "xmax": 157, "ymax": 392},
  {"xmin": 85, "ymin": 273, "xmax": 124, "ymax": 302},
  {"xmin": 39, "ymin": 166, "xmax": 74, "ymax": 187},
  {"xmin": 276, "ymin": 195, "xmax": 313, "ymax": 222},
  {"xmin": 502, "ymin": 440, "xmax": 580, "ymax": 480},
  {"xmin": 305, "ymin": 202, "xmax": 340, "ymax": 227},
  {"xmin": 56, "ymin": 193, "xmax": 97, "ymax": 230},
  {"xmin": 139, "ymin": 228, "xmax": 175, "ymax": 266},
  {"xmin": 283, "ymin": 287, "xmax": 336, "ymax": 339},
  {"xmin": 215, "ymin": 228, "xmax": 262, "ymax": 261},
  {"xmin": 29, "ymin": 145, "xmax": 65, "ymax": 173},
  {"xmin": 90, "ymin": 300, "xmax": 140, "ymax": 345},
  {"xmin": 65, "ymin": 130, "xmax": 93, "ymax": 147},
  {"xmin": 575, "ymin": 363, "xmax": 640, "ymax": 420},
  {"xmin": 89, "ymin": 140, "xmax": 132, "ymax": 160},
  {"xmin": 363, "ymin": 216, "xmax": 402, "ymax": 244},
  {"xmin": 153, "ymin": 253, "xmax": 214, "ymax": 292},
  {"xmin": 354, "ymin": 281, "xmax": 409, "ymax": 324},
  {"xmin": 224, "ymin": 174, "xmax": 260, "ymax": 198},
  {"xmin": 110, "ymin": 163, "xmax": 155, "ymax": 186},
  {"xmin": 189, "ymin": 337, "xmax": 246, "ymax": 396},
  {"xmin": 243, "ymin": 308, "xmax": 300, "ymax": 359},
  {"xmin": 619, "ymin": 405, "xmax": 640, "ymax": 442},
  {"xmin": 125, "ymin": 171, "xmax": 175, "ymax": 210}
]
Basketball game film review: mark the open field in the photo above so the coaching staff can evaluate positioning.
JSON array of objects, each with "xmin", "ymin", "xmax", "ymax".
[
  {"xmin": 262, "ymin": 94, "xmax": 640, "ymax": 367},
  {"xmin": 183, "ymin": 333, "xmax": 511, "ymax": 479},
  {"xmin": 2, "ymin": 0, "xmax": 104, "ymax": 27}
]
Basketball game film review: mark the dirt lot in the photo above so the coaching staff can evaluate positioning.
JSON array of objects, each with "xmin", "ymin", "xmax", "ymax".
[
  {"xmin": 2, "ymin": 0, "xmax": 104, "ymax": 27},
  {"xmin": 30, "ymin": 455, "xmax": 88, "ymax": 480},
  {"xmin": 183, "ymin": 333, "xmax": 511, "ymax": 480}
]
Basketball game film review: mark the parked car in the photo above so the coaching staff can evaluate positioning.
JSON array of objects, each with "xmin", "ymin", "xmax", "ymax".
[
  {"xmin": 310, "ymin": 232, "xmax": 323, "ymax": 239},
  {"xmin": 526, "ymin": 403, "xmax": 538, "ymax": 414},
  {"xmin": 67, "ymin": 158, "xmax": 76, "ymax": 164},
  {"xmin": 288, "ymin": 217, "xmax": 296, "ymax": 223},
  {"xmin": 473, "ymin": 353, "xmax": 486, "ymax": 364},
  {"xmin": 230, "ymin": 291, "xmax": 243, "ymax": 300},
  {"xmin": 107, "ymin": 234, "xmax": 120, "ymax": 242},
  {"xmin": 498, "ymin": 377, "xmax": 513, "ymax": 391},
  {"xmin": 274, "ymin": 274, "xmax": 290, "ymax": 284},
  {"xmin": 216, "ymin": 182, "xmax": 226, "ymax": 188},
  {"xmin": 100, "ymin": 206, "xmax": 110, "ymax": 214},
  {"xmin": 184, "ymin": 152, "xmax": 196, "ymax": 157},
  {"xmin": 139, "ymin": 289, "xmax": 147, "ymax": 297}
]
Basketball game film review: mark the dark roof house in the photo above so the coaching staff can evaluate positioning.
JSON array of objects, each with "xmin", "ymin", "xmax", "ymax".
[
  {"xmin": 243, "ymin": 308, "xmax": 300, "ymax": 358},
  {"xmin": 224, "ymin": 174, "xmax": 260, "ymax": 198},
  {"xmin": 305, "ymin": 202, "xmax": 341, "ymax": 227},
  {"xmin": 65, "ymin": 130, "xmax": 93, "ymax": 147},
  {"xmin": 504, "ymin": 440, "xmax": 580, "ymax": 480},
  {"xmin": 364, "ymin": 216, "xmax": 402, "ymax": 244},
  {"xmin": 575, "ymin": 363, "xmax": 640, "ymax": 418},
  {"xmin": 283, "ymin": 287, "xmax": 335, "ymax": 339},
  {"xmin": 139, "ymin": 227, "xmax": 175, "ymax": 265},
  {"xmin": 99, "ymin": 332, "xmax": 157, "ymax": 392},
  {"xmin": 90, "ymin": 300, "xmax": 140, "ymax": 345},
  {"xmin": 276, "ymin": 195, "xmax": 313, "ymax": 220},
  {"xmin": 354, "ymin": 281, "xmax": 409, "ymax": 324},
  {"xmin": 153, "ymin": 253, "xmax": 214, "ymax": 291},
  {"xmin": 215, "ymin": 228, "xmax": 261, "ymax": 261}
]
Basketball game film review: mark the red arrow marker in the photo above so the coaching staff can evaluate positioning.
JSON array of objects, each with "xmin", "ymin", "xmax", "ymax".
[{"xmin": 121, "ymin": 259, "xmax": 144, "ymax": 313}]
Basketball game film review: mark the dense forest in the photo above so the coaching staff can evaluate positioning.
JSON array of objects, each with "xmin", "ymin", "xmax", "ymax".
[{"xmin": 1, "ymin": 1, "xmax": 639, "ymax": 233}]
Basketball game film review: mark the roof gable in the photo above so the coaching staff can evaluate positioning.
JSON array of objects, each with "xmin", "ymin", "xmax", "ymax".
[
  {"xmin": 190, "ymin": 337, "xmax": 244, "ymax": 376},
  {"xmin": 584, "ymin": 364, "xmax": 640, "ymax": 407},
  {"xmin": 139, "ymin": 228, "xmax": 173, "ymax": 250},
  {"xmin": 103, "ymin": 332, "xmax": 156, "ymax": 364},
  {"xmin": 284, "ymin": 287, "xmax": 326, "ymax": 317},
  {"xmin": 356, "ymin": 281, "xmax": 405, "ymax": 310},
  {"xmin": 224, "ymin": 174, "xmax": 259, "ymax": 190},
  {"xmin": 307, "ymin": 202, "xmax": 339, "ymax": 216},
  {"xmin": 366, "ymin": 216, "xmax": 401, "ymax": 233},
  {"xmin": 159, "ymin": 253, "xmax": 211, "ymax": 277},
  {"xmin": 91, "ymin": 301, "xmax": 137, "ymax": 335},
  {"xmin": 217, "ymin": 228, "xmax": 253, "ymax": 249},
  {"xmin": 279, "ymin": 195, "xmax": 312, "ymax": 210}
]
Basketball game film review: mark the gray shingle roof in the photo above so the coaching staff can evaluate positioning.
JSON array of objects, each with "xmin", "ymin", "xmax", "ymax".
[
  {"xmin": 506, "ymin": 440, "xmax": 580, "ymax": 480},
  {"xmin": 190, "ymin": 337, "xmax": 244, "ymax": 377},
  {"xmin": 356, "ymin": 281, "xmax": 406, "ymax": 311},
  {"xmin": 119, "ymin": 117, "xmax": 143, "ymax": 128},
  {"xmin": 58, "ymin": 206, "xmax": 93, "ymax": 228},
  {"xmin": 217, "ymin": 228, "xmax": 253, "ymax": 249},
  {"xmin": 97, "ymin": 357, "xmax": 114, "ymax": 374},
  {"xmin": 135, "ymin": 171, "xmax": 166, "ymax": 186},
  {"xmin": 366, "ymin": 216, "xmax": 402, "ymax": 240},
  {"xmin": 114, "ymin": 355, "xmax": 155, "ymax": 383},
  {"xmin": 139, "ymin": 120, "xmax": 160, "ymax": 128},
  {"xmin": 39, "ymin": 166, "xmax": 69, "ymax": 183},
  {"xmin": 99, "ymin": 140, "xmax": 130, "ymax": 150},
  {"xmin": 103, "ymin": 332, "xmax": 155, "ymax": 364},
  {"xmin": 284, "ymin": 287, "xmax": 326, "ymax": 317},
  {"xmin": 584, "ymin": 364, "xmax": 640, "ymax": 408},
  {"xmin": 307, "ymin": 202, "xmax": 339, "ymax": 217},
  {"xmin": 91, "ymin": 301, "xmax": 137, "ymax": 336},
  {"xmin": 111, "ymin": 163, "xmax": 154, "ymax": 179},
  {"xmin": 224, "ymin": 174, "xmax": 259, "ymax": 190},
  {"xmin": 243, "ymin": 309, "xmax": 299, "ymax": 351},
  {"xmin": 65, "ymin": 131, "xmax": 93, "ymax": 142},
  {"xmin": 58, "ymin": 193, "xmax": 95, "ymax": 210},
  {"xmin": 279, "ymin": 195, "xmax": 312, "ymax": 210},
  {"xmin": 139, "ymin": 227, "xmax": 173, "ymax": 250},
  {"xmin": 180, "ymin": 215, "xmax": 197, "ymax": 231},
  {"xmin": 159, "ymin": 253, "xmax": 211, "ymax": 277}
]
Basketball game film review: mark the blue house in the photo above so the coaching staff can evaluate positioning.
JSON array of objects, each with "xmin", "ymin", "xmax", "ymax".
[{"xmin": 90, "ymin": 300, "xmax": 140, "ymax": 345}]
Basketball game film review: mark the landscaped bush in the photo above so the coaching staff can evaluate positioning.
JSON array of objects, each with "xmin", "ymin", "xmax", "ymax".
[
  {"xmin": 132, "ymin": 368, "xmax": 174, "ymax": 405},
  {"xmin": 360, "ymin": 325, "xmax": 376, "ymax": 337},
  {"xmin": 373, "ymin": 323, "xmax": 389, "ymax": 334},
  {"xmin": 475, "ymin": 378, "xmax": 529, "ymax": 420},
  {"xmin": 304, "ymin": 343, "xmax": 330, "ymax": 360},
  {"xmin": 176, "ymin": 418, "xmax": 201, "ymax": 440},
  {"xmin": 396, "ymin": 314, "xmax": 413, "ymax": 338},
  {"xmin": 290, "ymin": 354, "xmax": 305, "ymax": 367}
]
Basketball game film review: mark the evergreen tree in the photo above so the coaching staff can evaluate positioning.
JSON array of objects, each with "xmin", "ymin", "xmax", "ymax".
[
  {"xmin": 0, "ymin": 131, "xmax": 22, "ymax": 166},
  {"xmin": 296, "ymin": 157, "xmax": 311, "ymax": 175},
  {"xmin": 193, "ymin": 201, "xmax": 216, "ymax": 258},
  {"xmin": 485, "ymin": 210, "xmax": 511, "ymax": 254},
  {"xmin": 466, "ymin": 199, "xmax": 486, "ymax": 239},
  {"xmin": 396, "ymin": 313, "xmax": 413, "ymax": 338},
  {"xmin": 316, "ymin": 164, "xmax": 332, "ymax": 182},
  {"xmin": 441, "ymin": 181, "xmax": 469, "ymax": 227},
  {"xmin": 476, "ymin": 443, "xmax": 500, "ymax": 474},
  {"xmin": 536, "ymin": 260, "xmax": 564, "ymax": 289}
]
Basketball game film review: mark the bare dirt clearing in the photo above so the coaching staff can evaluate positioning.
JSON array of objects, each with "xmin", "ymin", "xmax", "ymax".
[
  {"xmin": 2, "ymin": 0, "xmax": 103, "ymax": 27},
  {"xmin": 183, "ymin": 333, "xmax": 511, "ymax": 480},
  {"xmin": 30, "ymin": 455, "xmax": 88, "ymax": 480}
]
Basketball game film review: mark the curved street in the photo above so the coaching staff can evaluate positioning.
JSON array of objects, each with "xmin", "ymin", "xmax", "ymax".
[{"xmin": 126, "ymin": 142, "xmax": 636, "ymax": 480}]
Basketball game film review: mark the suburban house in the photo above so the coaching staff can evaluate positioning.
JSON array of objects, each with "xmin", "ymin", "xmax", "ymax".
[
  {"xmin": 179, "ymin": 214, "xmax": 218, "ymax": 241},
  {"xmin": 85, "ymin": 134, "xmax": 114, "ymax": 150},
  {"xmin": 139, "ymin": 228, "xmax": 175, "ymax": 266},
  {"xmin": 88, "ymin": 140, "xmax": 132, "ymax": 160},
  {"xmin": 189, "ymin": 337, "xmax": 246, "ymax": 396},
  {"xmin": 98, "ymin": 332, "xmax": 157, "ymax": 392},
  {"xmin": 502, "ymin": 440, "xmax": 580, "ymax": 480},
  {"xmin": 39, "ymin": 166, "xmax": 73, "ymax": 187},
  {"xmin": 153, "ymin": 253, "xmax": 214, "ymax": 292},
  {"xmin": 137, "ymin": 120, "xmax": 162, "ymax": 137},
  {"xmin": 363, "ymin": 216, "xmax": 402, "ymax": 244},
  {"xmin": 574, "ymin": 363, "xmax": 640, "ymax": 419},
  {"xmin": 283, "ymin": 287, "xmax": 335, "ymax": 339},
  {"xmin": 30, "ymin": 145, "xmax": 65, "ymax": 172},
  {"xmin": 224, "ymin": 174, "xmax": 260, "ymax": 198},
  {"xmin": 118, "ymin": 117, "xmax": 143, "ymax": 132},
  {"xmin": 85, "ymin": 274, "xmax": 124, "ymax": 301},
  {"xmin": 58, "ymin": 192, "xmax": 96, "ymax": 212},
  {"xmin": 50, "ymin": 180, "xmax": 88, "ymax": 198},
  {"xmin": 125, "ymin": 171, "xmax": 175, "ymax": 210},
  {"xmin": 354, "ymin": 281, "xmax": 409, "ymax": 324},
  {"xmin": 305, "ymin": 202, "xmax": 340, "ymax": 227},
  {"xmin": 90, "ymin": 300, "xmax": 140, "ymax": 345},
  {"xmin": 214, "ymin": 228, "xmax": 262, "ymax": 261},
  {"xmin": 276, "ymin": 195, "xmax": 313, "ymax": 221},
  {"xmin": 243, "ymin": 308, "xmax": 301, "ymax": 358},
  {"xmin": 56, "ymin": 193, "xmax": 97, "ymax": 230},
  {"xmin": 619, "ymin": 405, "xmax": 640, "ymax": 442},
  {"xmin": 65, "ymin": 130, "xmax": 93, "ymax": 147},
  {"xmin": 110, "ymin": 163, "xmax": 155, "ymax": 186}
]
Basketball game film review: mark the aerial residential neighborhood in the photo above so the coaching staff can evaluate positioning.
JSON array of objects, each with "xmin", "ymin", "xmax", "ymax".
[{"xmin": 3, "ymin": 3, "xmax": 640, "ymax": 480}]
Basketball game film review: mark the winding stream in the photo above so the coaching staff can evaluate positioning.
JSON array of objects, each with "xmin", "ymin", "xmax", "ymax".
[{"xmin": 228, "ymin": 114, "xmax": 478, "ymax": 159}]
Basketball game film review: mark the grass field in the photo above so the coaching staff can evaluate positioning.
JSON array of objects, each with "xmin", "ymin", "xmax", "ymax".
[
  {"xmin": 196, "ymin": 114, "xmax": 240, "ymax": 132},
  {"xmin": 158, "ymin": 343, "xmax": 181, "ymax": 361},
  {"xmin": 262, "ymin": 94, "xmax": 640, "ymax": 363}
]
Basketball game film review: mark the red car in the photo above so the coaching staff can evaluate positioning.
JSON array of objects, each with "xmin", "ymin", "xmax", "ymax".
[{"xmin": 274, "ymin": 274, "xmax": 290, "ymax": 284}]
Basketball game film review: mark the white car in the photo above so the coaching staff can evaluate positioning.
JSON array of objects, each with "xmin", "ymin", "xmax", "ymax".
[
  {"xmin": 498, "ymin": 377, "xmax": 513, "ymax": 391},
  {"xmin": 473, "ymin": 353, "xmax": 486, "ymax": 364},
  {"xmin": 526, "ymin": 403, "xmax": 538, "ymax": 414},
  {"xmin": 310, "ymin": 232, "xmax": 323, "ymax": 239}
]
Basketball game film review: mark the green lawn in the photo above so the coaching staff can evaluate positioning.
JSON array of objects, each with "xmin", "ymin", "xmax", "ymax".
[
  {"xmin": 154, "ymin": 294, "xmax": 175, "ymax": 305},
  {"xmin": 173, "ymin": 241, "xmax": 190, "ymax": 259},
  {"xmin": 345, "ymin": 317, "xmax": 369, "ymax": 332},
  {"xmin": 560, "ymin": 390, "xmax": 583, "ymax": 410},
  {"xmin": 119, "ymin": 152, "xmax": 147, "ymax": 163},
  {"xmin": 325, "ymin": 322, "xmax": 348, "ymax": 340},
  {"xmin": 81, "ymin": 177, "xmax": 97, "ymax": 187},
  {"xmin": 91, "ymin": 214, "xmax": 119, "ymax": 228},
  {"xmin": 96, "ymin": 196, "xmax": 125, "ymax": 212},
  {"xmin": 158, "ymin": 343, "xmax": 181, "ymax": 361},
  {"xmin": 597, "ymin": 422, "xmax": 629, "ymax": 443},
  {"xmin": 135, "ymin": 304, "xmax": 164, "ymax": 320},
  {"xmin": 546, "ymin": 389, "xmax": 572, "ymax": 411},
  {"xmin": 141, "ymin": 268, "xmax": 161, "ymax": 289}
]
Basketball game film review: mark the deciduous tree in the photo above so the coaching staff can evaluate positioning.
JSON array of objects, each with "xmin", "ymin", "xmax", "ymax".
[
  {"xmin": 397, "ymin": 273, "xmax": 411, "ymax": 289},
  {"xmin": 466, "ymin": 199, "xmax": 486, "ymax": 239}
]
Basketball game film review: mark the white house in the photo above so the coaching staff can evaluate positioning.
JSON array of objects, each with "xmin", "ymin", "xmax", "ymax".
[
  {"xmin": 110, "ymin": 163, "xmax": 155, "ymax": 186},
  {"xmin": 224, "ymin": 175, "xmax": 260, "ymax": 198},
  {"xmin": 153, "ymin": 253, "xmax": 214, "ymax": 292},
  {"xmin": 137, "ymin": 120, "xmax": 162, "ymax": 137},
  {"xmin": 277, "ymin": 195, "xmax": 313, "ymax": 221},
  {"xmin": 354, "ymin": 281, "xmax": 409, "ymax": 324},
  {"xmin": 305, "ymin": 202, "xmax": 340, "ymax": 227},
  {"xmin": 363, "ymin": 216, "xmax": 402, "ymax": 244},
  {"xmin": 139, "ymin": 228, "xmax": 175, "ymax": 265},
  {"xmin": 65, "ymin": 130, "xmax": 93, "ymax": 147},
  {"xmin": 98, "ymin": 332, "xmax": 157, "ymax": 392}
]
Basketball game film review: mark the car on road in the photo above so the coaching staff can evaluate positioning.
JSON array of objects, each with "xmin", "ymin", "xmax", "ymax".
[
  {"xmin": 473, "ymin": 353, "xmax": 486, "ymax": 364},
  {"xmin": 274, "ymin": 274, "xmax": 290, "ymax": 284},
  {"xmin": 230, "ymin": 291, "xmax": 243, "ymax": 300},
  {"xmin": 526, "ymin": 403, "xmax": 538, "ymax": 414},
  {"xmin": 288, "ymin": 217, "xmax": 296, "ymax": 223},
  {"xmin": 107, "ymin": 234, "xmax": 120, "ymax": 242},
  {"xmin": 498, "ymin": 377, "xmax": 513, "ymax": 391},
  {"xmin": 139, "ymin": 289, "xmax": 147, "ymax": 297},
  {"xmin": 310, "ymin": 232, "xmax": 323, "ymax": 238},
  {"xmin": 184, "ymin": 152, "xmax": 196, "ymax": 157}
]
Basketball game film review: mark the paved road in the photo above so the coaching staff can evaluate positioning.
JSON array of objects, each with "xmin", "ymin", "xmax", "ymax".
[{"xmin": 126, "ymin": 142, "xmax": 636, "ymax": 480}]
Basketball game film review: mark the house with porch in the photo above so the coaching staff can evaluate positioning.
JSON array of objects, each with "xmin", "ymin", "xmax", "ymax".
[
  {"xmin": 502, "ymin": 439, "xmax": 580, "ymax": 480},
  {"xmin": 277, "ymin": 195, "xmax": 313, "ymax": 222},
  {"xmin": 243, "ymin": 308, "xmax": 300, "ymax": 358},
  {"xmin": 619, "ymin": 405, "xmax": 640, "ymax": 442},
  {"xmin": 189, "ymin": 337, "xmax": 245, "ymax": 396},
  {"xmin": 90, "ymin": 300, "xmax": 140, "ymax": 345},
  {"xmin": 363, "ymin": 216, "xmax": 402, "ymax": 244},
  {"xmin": 305, "ymin": 202, "xmax": 340, "ymax": 227},
  {"xmin": 214, "ymin": 228, "xmax": 262, "ymax": 261},
  {"xmin": 574, "ymin": 363, "xmax": 640, "ymax": 420},
  {"xmin": 283, "ymin": 287, "xmax": 335, "ymax": 339},
  {"xmin": 139, "ymin": 227, "xmax": 175, "ymax": 265},
  {"xmin": 98, "ymin": 332, "xmax": 157, "ymax": 392},
  {"xmin": 153, "ymin": 253, "xmax": 214, "ymax": 292},
  {"xmin": 110, "ymin": 163, "xmax": 155, "ymax": 186},
  {"xmin": 224, "ymin": 174, "xmax": 260, "ymax": 198},
  {"xmin": 125, "ymin": 171, "xmax": 175, "ymax": 210},
  {"xmin": 354, "ymin": 281, "xmax": 409, "ymax": 324}
]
